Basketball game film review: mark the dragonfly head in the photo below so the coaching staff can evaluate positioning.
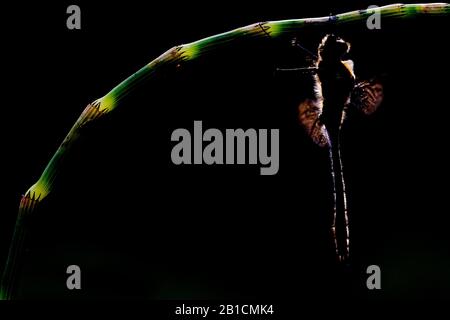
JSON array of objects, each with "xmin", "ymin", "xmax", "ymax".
[{"xmin": 318, "ymin": 34, "xmax": 351, "ymax": 62}]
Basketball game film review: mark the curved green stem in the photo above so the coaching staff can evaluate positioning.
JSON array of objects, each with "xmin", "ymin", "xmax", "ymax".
[
  {"xmin": 2, "ymin": 3, "xmax": 449, "ymax": 299},
  {"xmin": 22, "ymin": 2, "xmax": 450, "ymax": 203}
]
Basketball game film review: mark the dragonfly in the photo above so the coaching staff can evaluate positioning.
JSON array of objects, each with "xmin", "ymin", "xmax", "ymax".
[
  {"xmin": 1, "ymin": 3, "xmax": 448, "ymax": 299},
  {"xmin": 295, "ymin": 34, "xmax": 384, "ymax": 263}
]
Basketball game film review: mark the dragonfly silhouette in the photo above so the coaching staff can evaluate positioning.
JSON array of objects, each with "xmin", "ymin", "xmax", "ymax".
[{"xmin": 296, "ymin": 34, "xmax": 384, "ymax": 263}]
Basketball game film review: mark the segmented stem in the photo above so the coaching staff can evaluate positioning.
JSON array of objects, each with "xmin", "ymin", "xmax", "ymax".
[{"xmin": 2, "ymin": 3, "xmax": 448, "ymax": 299}]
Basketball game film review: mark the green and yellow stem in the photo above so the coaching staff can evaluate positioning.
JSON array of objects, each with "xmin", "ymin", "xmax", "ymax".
[
  {"xmin": 1, "ymin": 3, "xmax": 449, "ymax": 299},
  {"xmin": 19, "ymin": 2, "xmax": 450, "ymax": 204}
]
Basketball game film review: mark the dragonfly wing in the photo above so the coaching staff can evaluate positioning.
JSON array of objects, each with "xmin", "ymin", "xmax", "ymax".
[
  {"xmin": 298, "ymin": 98, "xmax": 330, "ymax": 147},
  {"xmin": 351, "ymin": 79, "xmax": 384, "ymax": 115}
]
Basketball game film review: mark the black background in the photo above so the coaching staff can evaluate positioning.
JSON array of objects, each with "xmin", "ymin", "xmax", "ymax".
[{"xmin": 1, "ymin": 0, "xmax": 449, "ymax": 301}]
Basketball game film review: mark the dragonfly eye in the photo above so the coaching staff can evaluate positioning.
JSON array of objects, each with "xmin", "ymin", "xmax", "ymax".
[{"xmin": 318, "ymin": 34, "xmax": 351, "ymax": 61}]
